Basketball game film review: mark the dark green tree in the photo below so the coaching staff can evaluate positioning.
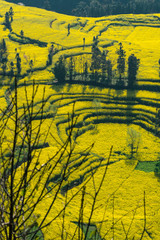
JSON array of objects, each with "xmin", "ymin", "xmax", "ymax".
[
  {"xmin": 47, "ymin": 44, "xmax": 54, "ymax": 66},
  {"xmin": 47, "ymin": 54, "xmax": 52, "ymax": 66},
  {"xmin": 4, "ymin": 12, "xmax": 11, "ymax": 31},
  {"xmin": 9, "ymin": 7, "xmax": 14, "ymax": 22},
  {"xmin": 100, "ymin": 50, "xmax": 112, "ymax": 85},
  {"xmin": 84, "ymin": 61, "xmax": 88, "ymax": 81},
  {"xmin": 0, "ymin": 39, "xmax": 7, "ymax": 63},
  {"xmin": 83, "ymin": 37, "xmax": 85, "ymax": 50},
  {"xmin": 128, "ymin": 54, "xmax": 140, "ymax": 88},
  {"xmin": 10, "ymin": 61, "xmax": 14, "ymax": 78},
  {"xmin": 1, "ymin": 54, "xmax": 8, "ymax": 76},
  {"xmin": 2, "ymin": 39, "xmax": 7, "ymax": 52},
  {"xmin": 20, "ymin": 30, "xmax": 24, "ymax": 39},
  {"xmin": 0, "ymin": 39, "xmax": 8, "ymax": 77},
  {"xmin": 16, "ymin": 53, "xmax": 21, "ymax": 75},
  {"xmin": 101, "ymin": 50, "xmax": 107, "ymax": 83},
  {"xmin": 68, "ymin": 56, "xmax": 75, "ymax": 81},
  {"xmin": 2, "ymin": 63, "xmax": 7, "ymax": 76},
  {"xmin": 67, "ymin": 24, "xmax": 70, "ymax": 36},
  {"xmin": 154, "ymin": 162, "xmax": 160, "ymax": 179},
  {"xmin": 29, "ymin": 59, "xmax": 33, "ymax": 73},
  {"xmin": 106, "ymin": 59, "xmax": 112, "ymax": 86},
  {"xmin": 90, "ymin": 43, "xmax": 101, "ymax": 82},
  {"xmin": 116, "ymin": 42, "xmax": 126, "ymax": 85},
  {"xmin": 53, "ymin": 56, "xmax": 66, "ymax": 82}
]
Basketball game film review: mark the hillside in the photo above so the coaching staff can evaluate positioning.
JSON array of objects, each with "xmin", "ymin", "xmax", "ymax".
[{"xmin": 1, "ymin": 1, "xmax": 160, "ymax": 239}]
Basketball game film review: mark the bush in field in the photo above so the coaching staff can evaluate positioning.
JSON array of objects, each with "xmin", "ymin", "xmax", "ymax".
[
  {"xmin": 127, "ymin": 127, "xmax": 141, "ymax": 159},
  {"xmin": 20, "ymin": 30, "xmax": 24, "ymax": 39}
]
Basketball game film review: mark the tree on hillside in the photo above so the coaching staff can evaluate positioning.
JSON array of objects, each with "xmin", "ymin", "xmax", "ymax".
[
  {"xmin": 83, "ymin": 37, "xmax": 85, "ymax": 50},
  {"xmin": 47, "ymin": 44, "xmax": 54, "ymax": 66},
  {"xmin": 67, "ymin": 24, "xmax": 70, "ymax": 36},
  {"xmin": 16, "ymin": 53, "xmax": 21, "ymax": 75},
  {"xmin": 0, "ymin": 39, "xmax": 7, "ymax": 62},
  {"xmin": 128, "ymin": 54, "xmax": 140, "ymax": 88},
  {"xmin": 84, "ymin": 61, "xmax": 88, "ymax": 81},
  {"xmin": 1, "ymin": 54, "xmax": 8, "ymax": 76},
  {"xmin": 20, "ymin": 30, "xmax": 24, "ymax": 39},
  {"xmin": 101, "ymin": 50, "xmax": 112, "ymax": 85},
  {"xmin": 116, "ymin": 42, "xmax": 126, "ymax": 86},
  {"xmin": 1, "ymin": 62, "xmax": 7, "ymax": 76},
  {"xmin": 127, "ymin": 127, "xmax": 141, "ymax": 159},
  {"xmin": 106, "ymin": 59, "xmax": 112, "ymax": 85},
  {"xmin": 101, "ymin": 50, "xmax": 107, "ymax": 83},
  {"xmin": 10, "ymin": 61, "xmax": 14, "ymax": 78},
  {"xmin": 0, "ymin": 39, "xmax": 8, "ymax": 76},
  {"xmin": 90, "ymin": 39, "xmax": 102, "ymax": 82},
  {"xmin": 53, "ymin": 56, "xmax": 66, "ymax": 82},
  {"xmin": 68, "ymin": 56, "xmax": 75, "ymax": 81},
  {"xmin": 29, "ymin": 59, "xmax": 34, "ymax": 73},
  {"xmin": 4, "ymin": 11, "xmax": 11, "ymax": 31},
  {"xmin": 2, "ymin": 39, "xmax": 7, "ymax": 52},
  {"xmin": 9, "ymin": 7, "xmax": 14, "ymax": 22}
]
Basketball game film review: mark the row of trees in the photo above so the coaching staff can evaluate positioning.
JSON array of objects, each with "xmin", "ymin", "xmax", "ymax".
[
  {"xmin": 0, "ymin": 39, "xmax": 22, "ymax": 78},
  {"xmin": 72, "ymin": 0, "xmax": 160, "ymax": 17},
  {"xmin": 116, "ymin": 42, "xmax": 140, "ymax": 88},
  {"xmin": 0, "ymin": 37, "xmax": 36, "ymax": 79},
  {"xmin": 53, "ymin": 41, "xmax": 140, "ymax": 88},
  {"xmin": 0, "ymin": 36, "xmax": 140, "ymax": 89},
  {"xmin": 6, "ymin": 0, "xmax": 160, "ymax": 17}
]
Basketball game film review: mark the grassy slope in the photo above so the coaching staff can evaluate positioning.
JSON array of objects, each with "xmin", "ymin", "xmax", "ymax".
[{"xmin": 1, "ymin": 1, "xmax": 160, "ymax": 239}]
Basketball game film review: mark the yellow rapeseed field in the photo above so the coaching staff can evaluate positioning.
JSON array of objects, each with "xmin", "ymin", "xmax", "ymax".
[{"xmin": 1, "ymin": 0, "xmax": 160, "ymax": 239}]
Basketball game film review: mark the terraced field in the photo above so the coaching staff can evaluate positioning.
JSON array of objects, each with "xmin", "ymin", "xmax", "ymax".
[
  {"xmin": 1, "ymin": 82, "xmax": 160, "ymax": 239},
  {"xmin": 1, "ymin": 1, "xmax": 160, "ymax": 239}
]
